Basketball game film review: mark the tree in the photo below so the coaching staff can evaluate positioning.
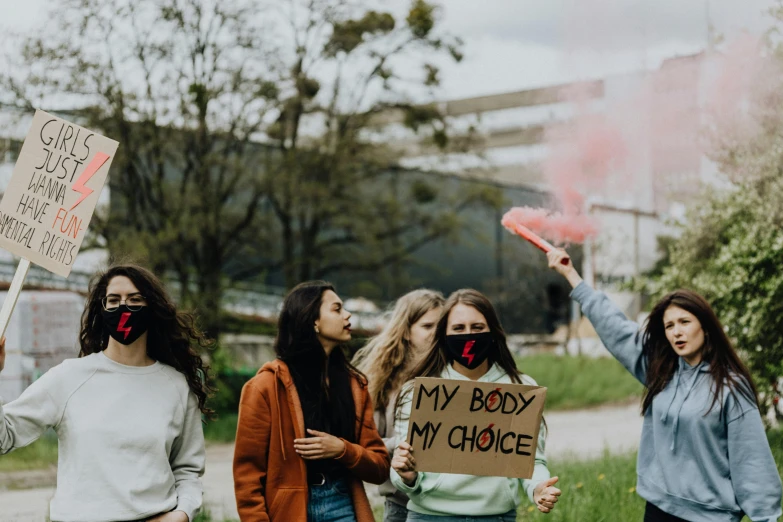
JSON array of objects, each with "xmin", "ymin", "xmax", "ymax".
[
  {"xmin": 1, "ymin": 0, "xmax": 279, "ymax": 337},
  {"xmin": 256, "ymin": 0, "xmax": 499, "ymax": 290},
  {"xmin": 1, "ymin": 0, "xmax": 498, "ymax": 336},
  {"xmin": 642, "ymin": 37, "xmax": 783, "ymax": 415}
]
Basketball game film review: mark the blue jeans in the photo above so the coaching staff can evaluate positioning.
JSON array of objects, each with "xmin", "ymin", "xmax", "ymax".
[
  {"xmin": 307, "ymin": 476, "xmax": 357, "ymax": 522},
  {"xmin": 384, "ymin": 499, "xmax": 409, "ymax": 522},
  {"xmin": 406, "ymin": 509, "xmax": 517, "ymax": 521}
]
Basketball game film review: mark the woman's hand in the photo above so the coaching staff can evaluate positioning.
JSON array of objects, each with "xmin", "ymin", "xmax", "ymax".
[
  {"xmin": 533, "ymin": 476, "xmax": 561, "ymax": 513},
  {"xmin": 147, "ymin": 510, "xmax": 189, "ymax": 522},
  {"xmin": 547, "ymin": 249, "xmax": 583, "ymax": 288},
  {"xmin": 392, "ymin": 441, "xmax": 418, "ymax": 486},
  {"xmin": 294, "ymin": 429, "xmax": 347, "ymax": 459},
  {"xmin": 0, "ymin": 337, "xmax": 6, "ymax": 373}
]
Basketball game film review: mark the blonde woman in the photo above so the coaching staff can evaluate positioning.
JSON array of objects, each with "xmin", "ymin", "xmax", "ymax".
[{"xmin": 352, "ymin": 289, "xmax": 444, "ymax": 522}]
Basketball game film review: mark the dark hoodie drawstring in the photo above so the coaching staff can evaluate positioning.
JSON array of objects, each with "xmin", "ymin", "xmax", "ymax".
[{"xmin": 273, "ymin": 366, "xmax": 286, "ymax": 460}]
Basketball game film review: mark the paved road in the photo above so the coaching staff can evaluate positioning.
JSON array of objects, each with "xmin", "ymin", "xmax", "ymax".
[{"xmin": 0, "ymin": 401, "xmax": 643, "ymax": 521}]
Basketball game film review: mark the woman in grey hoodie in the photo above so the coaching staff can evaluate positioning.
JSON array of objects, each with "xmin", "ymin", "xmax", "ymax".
[{"xmin": 548, "ymin": 249, "xmax": 781, "ymax": 522}]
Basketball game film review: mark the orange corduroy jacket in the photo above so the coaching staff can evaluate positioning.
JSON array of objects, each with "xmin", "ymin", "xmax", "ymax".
[{"xmin": 233, "ymin": 359, "xmax": 391, "ymax": 521}]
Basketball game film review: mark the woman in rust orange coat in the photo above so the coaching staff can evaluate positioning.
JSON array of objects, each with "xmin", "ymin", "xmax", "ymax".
[{"xmin": 233, "ymin": 281, "xmax": 390, "ymax": 522}]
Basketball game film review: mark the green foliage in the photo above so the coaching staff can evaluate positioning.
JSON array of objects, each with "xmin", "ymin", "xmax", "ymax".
[
  {"xmin": 516, "ymin": 451, "xmax": 642, "ymax": 521},
  {"xmin": 2, "ymin": 0, "xmax": 484, "ymax": 339},
  {"xmin": 515, "ymin": 430, "xmax": 783, "ymax": 522},
  {"xmin": 193, "ymin": 507, "xmax": 238, "ymax": 522},
  {"xmin": 424, "ymin": 63, "xmax": 440, "ymax": 86},
  {"xmin": 643, "ymin": 125, "xmax": 783, "ymax": 411},
  {"xmin": 639, "ymin": 32, "xmax": 783, "ymax": 411},
  {"xmin": 203, "ymin": 413, "xmax": 239, "ymax": 444},
  {"xmin": 325, "ymin": 11, "xmax": 396, "ymax": 56},
  {"xmin": 410, "ymin": 180, "xmax": 438, "ymax": 203},
  {"xmin": 407, "ymin": 0, "xmax": 436, "ymax": 39},
  {"xmin": 206, "ymin": 339, "xmax": 257, "ymax": 416},
  {"xmin": 0, "ymin": 429, "xmax": 58, "ymax": 472},
  {"xmin": 403, "ymin": 104, "xmax": 442, "ymax": 131}
]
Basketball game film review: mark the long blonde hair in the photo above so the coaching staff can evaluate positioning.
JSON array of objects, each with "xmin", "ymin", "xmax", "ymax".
[{"xmin": 353, "ymin": 289, "xmax": 444, "ymax": 410}]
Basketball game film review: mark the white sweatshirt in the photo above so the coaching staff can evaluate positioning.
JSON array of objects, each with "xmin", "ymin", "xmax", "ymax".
[{"xmin": 0, "ymin": 351, "xmax": 205, "ymax": 522}]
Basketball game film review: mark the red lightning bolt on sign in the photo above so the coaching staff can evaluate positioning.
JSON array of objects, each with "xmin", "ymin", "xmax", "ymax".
[
  {"xmin": 117, "ymin": 312, "xmax": 133, "ymax": 340},
  {"xmin": 462, "ymin": 340, "xmax": 476, "ymax": 366},
  {"xmin": 486, "ymin": 387, "xmax": 503, "ymax": 411},
  {"xmin": 70, "ymin": 152, "xmax": 111, "ymax": 211},
  {"xmin": 476, "ymin": 423, "xmax": 495, "ymax": 452}
]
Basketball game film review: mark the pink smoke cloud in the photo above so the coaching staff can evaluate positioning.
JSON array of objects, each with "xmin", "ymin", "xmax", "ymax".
[{"xmin": 503, "ymin": 34, "xmax": 772, "ymax": 245}]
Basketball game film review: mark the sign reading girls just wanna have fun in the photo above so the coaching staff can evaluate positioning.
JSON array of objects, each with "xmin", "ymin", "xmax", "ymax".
[{"xmin": 0, "ymin": 110, "xmax": 118, "ymax": 277}]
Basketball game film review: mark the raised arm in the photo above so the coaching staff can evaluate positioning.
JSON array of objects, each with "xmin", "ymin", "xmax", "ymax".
[{"xmin": 547, "ymin": 249, "xmax": 647, "ymax": 383}]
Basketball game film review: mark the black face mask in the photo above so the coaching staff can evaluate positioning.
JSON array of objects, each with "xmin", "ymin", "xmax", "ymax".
[
  {"xmin": 101, "ymin": 305, "xmax": 150, "ymax": 345},
  {"xmin": 445, "ymin": 332, "xmax": 494, "ymax": 369}
]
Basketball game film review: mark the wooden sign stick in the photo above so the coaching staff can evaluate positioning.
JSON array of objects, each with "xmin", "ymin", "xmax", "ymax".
[{"xmin": 0, "ymin": 258, "xmax": 31, "ymax": 338}]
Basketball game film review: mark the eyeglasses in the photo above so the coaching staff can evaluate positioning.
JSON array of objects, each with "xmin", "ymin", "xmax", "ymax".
[{"xmin": 102, "ymin": 295, "xmax": 147, "ymax": 312}]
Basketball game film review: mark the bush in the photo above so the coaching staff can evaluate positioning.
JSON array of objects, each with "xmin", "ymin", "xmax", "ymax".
[{"xmin": 208, "ymin": 368, "xmax": 257, "ymax": 416}]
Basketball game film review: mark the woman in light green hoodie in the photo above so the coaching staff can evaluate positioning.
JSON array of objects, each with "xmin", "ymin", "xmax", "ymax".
[{"xmin": 390, "ymin": 289, "xmax": 561, "ymax": 521}]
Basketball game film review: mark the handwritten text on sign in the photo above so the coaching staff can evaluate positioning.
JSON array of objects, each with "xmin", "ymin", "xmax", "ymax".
[
  {"xmin": 0, "ymin": 110, "xmax": 118, "ymax": 277},
  {"xmin": 406, "ymin": 377, "xmax": 546, "ymax": 478}
]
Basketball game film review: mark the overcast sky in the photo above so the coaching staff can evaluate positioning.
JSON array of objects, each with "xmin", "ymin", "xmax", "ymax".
[{"xmin": 0, "ymin": 0, "xmax": 776, "ymax": 100}]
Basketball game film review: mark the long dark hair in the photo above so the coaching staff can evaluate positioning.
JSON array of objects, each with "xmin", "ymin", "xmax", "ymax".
[
  {"xmin": 79, "ymin": 264, "xmax": 215, "ymax": 415},
  {"xmin": 274, "ymin": 281, "xmax": 364, "ymax": 442},
  {"xmin": 403, "ymin": 289, "xmax": 523, "ymax": 384},
  {"xmin": 642, "ymin": 289, "xmax": 758, "ymax": 416}
]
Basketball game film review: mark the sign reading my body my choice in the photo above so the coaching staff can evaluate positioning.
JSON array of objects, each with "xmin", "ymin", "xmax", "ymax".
[
  {"xmin": 0, "ymin": 110, "xmax": 118, "ymax": 277},
  {"xmin": 406, "ymin": 377, "xmax": 547, "ymax": 479}
]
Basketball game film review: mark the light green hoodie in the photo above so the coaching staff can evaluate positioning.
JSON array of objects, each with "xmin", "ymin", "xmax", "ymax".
[{"xmin": 390, "ymin": 363, "xmax": 550, "ymax": 516}]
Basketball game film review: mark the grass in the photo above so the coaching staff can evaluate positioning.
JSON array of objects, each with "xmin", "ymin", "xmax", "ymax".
[
  {"xmin": 517, "ymin": 450, "xmax": 644, "ymax": 522},
  {"xmin": 515, "ymin": 354, "xmax": 643, "ymax": 411},
  {"xmin": 193, "ymin": 507, "xmax": 238, "ymax": 522},
  {"xmin": 203, "ymin": 413, "xmax": 239, "ymax": 444},
  {"xmin": 515, "ymin": 429, "xmax": 783, "ymax": 522},
  {"xmin": 0, "ymin": 428, "xmax": 58, "ymax": 472}
]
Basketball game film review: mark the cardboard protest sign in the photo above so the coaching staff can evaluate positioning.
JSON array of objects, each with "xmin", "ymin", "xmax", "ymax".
[
  {"xmin": 0, "ymin": 110, "xmax": 118, "ymax": 277},
  {"xmin": 406, "ymin": 377, "xmax": 546, "ymax": 478}
]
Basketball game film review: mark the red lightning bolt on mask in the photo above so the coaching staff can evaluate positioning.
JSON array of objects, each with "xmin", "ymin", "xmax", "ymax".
[
  {"xmin": 117, "ymin": 312, "xmax": 133, "ymax": 340},
  {"xmin": 70, "ymin": 152, "xmax": 111, "ymax": 211},
  {"xmin": 462, "ymin": 340, "xmax": 476, "ymax": 366},
  {"xmin": 477, "ymin": 423, "xmax": 495, "ymax": 452}
]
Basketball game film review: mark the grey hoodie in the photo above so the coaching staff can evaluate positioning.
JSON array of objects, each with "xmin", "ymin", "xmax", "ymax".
[{"xmin": 572, "ymin": 282, "xmax": 782, "ymax": 522}]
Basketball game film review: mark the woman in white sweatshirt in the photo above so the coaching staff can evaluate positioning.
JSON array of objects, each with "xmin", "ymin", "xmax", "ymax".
[{"xmin": 0, "ymin": 263, "xmax": 212, "ymax": 522}]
